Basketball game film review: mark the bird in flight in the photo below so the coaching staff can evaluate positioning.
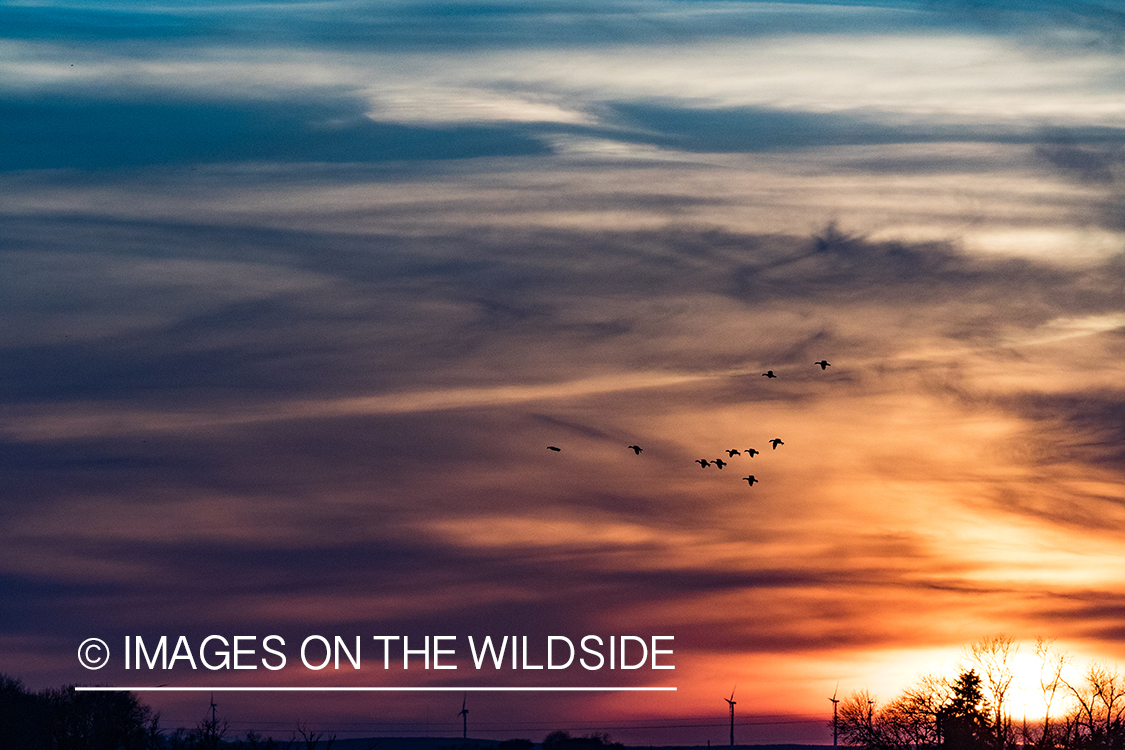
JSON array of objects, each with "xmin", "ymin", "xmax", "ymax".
[
  {"xmin": 628, "ymin": 445, "xmax": 643, "ymax": 454},
  {"xmin": 547, "ymin": 446, "xmax": 561, "ymax": 452},
  {"xmin": 769, "ymin": 438, "xmax": 784, "ymax": 450},
  {"xmin": 726, "ymin": 449, "xmax": 741, "ymax": 457},
  {"xmin": 696, "ymin": 459, "xmax": 711, "ymax": 468},
  {"xmin": 762, "ymin": 370, "xmax": 777, "ymax": 378},
  {"xmin": 713, "ymin": 458, "xmax": 728, "ymax": 469},
  {"xmin": 743, "ymin": 475, "xmax": 758, "ymax": 486},
  {"xmin": 815, "ymin": 360, "xmax": 831, "ymax": 370},
  {"xmin": 744, "ymin": 448, "xmax": 760, "ymax": 457}
]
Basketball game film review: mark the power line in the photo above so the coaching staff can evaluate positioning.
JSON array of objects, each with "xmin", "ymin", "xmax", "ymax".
[{"xmin": 160, "ymin": 715, "xmax": 828, "ymax": 732}]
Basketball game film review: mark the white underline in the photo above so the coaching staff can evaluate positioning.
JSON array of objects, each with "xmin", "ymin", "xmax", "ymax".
[{"xmin": 75, "ymin": 686, "xmax": 676, "ymax": 692}]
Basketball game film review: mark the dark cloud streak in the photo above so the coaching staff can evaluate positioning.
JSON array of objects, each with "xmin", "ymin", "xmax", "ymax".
[
  {"xmin": 0, "ymin": 1, "xmax": 948, "ymax": 52},
  {"xmin": 0, "ymin": 94, "xmax": 549, "ymax": 171},
  {"xmin": 3, "ymin": 214, "xmax": 1123, "ymax": 409}
]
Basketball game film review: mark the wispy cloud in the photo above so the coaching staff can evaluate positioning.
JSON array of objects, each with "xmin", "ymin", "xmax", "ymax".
[{"xmin": 3, "ymin": 0, "xmax": 1125, "ymax": 743}]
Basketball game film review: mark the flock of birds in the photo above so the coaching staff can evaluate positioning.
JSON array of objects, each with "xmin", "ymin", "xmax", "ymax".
[{"xmin": 546, "ymin": 361, "xmax": 832, "ymax": 488}]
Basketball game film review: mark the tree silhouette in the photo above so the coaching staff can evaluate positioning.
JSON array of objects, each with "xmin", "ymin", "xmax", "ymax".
[
  {"xmin": 1029, "ymin": 637, "xmax": 1070, "ymax": 750},
  {"xmin": 879, "ymin": 674, "xmax": 950, "ymax": 750},
  {"xmin": 837, "ymin": 689, "xmax": 883, "ymax": 749},
  {"xmin": 0, "ymin": 675, "xmax": 161, "ymax": 750},
  {"xmin": 188, "ymin": 710, "xmax": 230, "ymax": 750},
  {"xmin": 968, "ymin": 635, "xmax": 1018, "ymax": 750},
  {"xmin": 940, "ymin": 671, "xmax": 991, "ymax": 750},
  {"xmin": 820, "ymin": 638, "xmax": 1125, "ymax": 750},
  {"xmin": 543, "ymin": 731, "xmax": 624, "ymax": 750},
  {"xmin": 839, "ymin": 672, "xmax": 989, "ymax": 750},
  {"xmin": 1063, "ymin": 662, "xmax": 1125, "ymax": 750},
  {"xmin": 0, "ymin": 674, "xmax": 46, "ymax": 750},
  {"xmin": 296, "ymin": 720, "xmax": 335, "ymax": 750}
]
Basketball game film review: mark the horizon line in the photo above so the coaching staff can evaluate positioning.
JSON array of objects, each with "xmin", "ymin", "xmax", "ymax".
[{"xmin": 75, "ymin": 686, "xmax": 678, "ymax": 692}]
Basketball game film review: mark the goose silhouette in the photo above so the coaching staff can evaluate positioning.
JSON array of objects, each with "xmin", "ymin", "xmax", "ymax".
[
  {"xmin": 726, "ymin": 449, "xmax": 741, "ymax": 457},
  {"xmin": 762, "ymin": 370, "xmax": 777, "ymax": 379},
  {"xmin": 547, "ymin": 446, "xmax": 561, "ymax": 452},
  {"xmin": 628, "ymin": 445, "xmax": 643, "ymax": 454},
  {"xmin": 815, "ymin": 360, "xmax": 831, "ymax": 370},
  {"xmin": 713, "ymin": 458, "xmax": 728, "ymax": 469},
  {"xmin": 743, "ymin": 475, "xmax": 758, "ymax": 486},
  {"xmin": 744, "ymin": 448, "xmax": 760, "ymax": 457},
  {"xmin": 769, "ymin": 438, "xmax": 784, "ymax": 450},
  {"xmin": 696, "ymin": 459, "xmax": 711, "ymax": 468}
]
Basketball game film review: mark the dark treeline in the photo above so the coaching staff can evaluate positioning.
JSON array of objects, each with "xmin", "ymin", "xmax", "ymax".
[
  {"xmin": 0, "ymin": 673, "xmax": 161, "ymax": 750},
  {"xmin": 837, "ymin": 637, "xmax": 1125, "ymax": 750},
  {"xmin": 0, "ymin": 673, "xmax": 310, "ymax": 749},
  {"xmin": 0, "ymin": 673, "xmax": 577, "ymax": 750}
]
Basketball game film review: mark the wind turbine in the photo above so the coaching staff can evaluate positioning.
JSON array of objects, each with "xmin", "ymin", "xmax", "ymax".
[
  {"xmin": 829, "ymin": 683, "xmax": 839, "ymax": 747},
  {"xmin": 458, "ymin": 693, "xmax": 468, "ymax": 739},
  {"xmin": 725, "ymin": 687, "xmax": 737, "ymax": 747}
]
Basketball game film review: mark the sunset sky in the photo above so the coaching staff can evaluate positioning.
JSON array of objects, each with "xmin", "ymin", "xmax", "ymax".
[{"xmin": 2, "ymin": 0, "xmax": 1125, "ymax": 744}]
